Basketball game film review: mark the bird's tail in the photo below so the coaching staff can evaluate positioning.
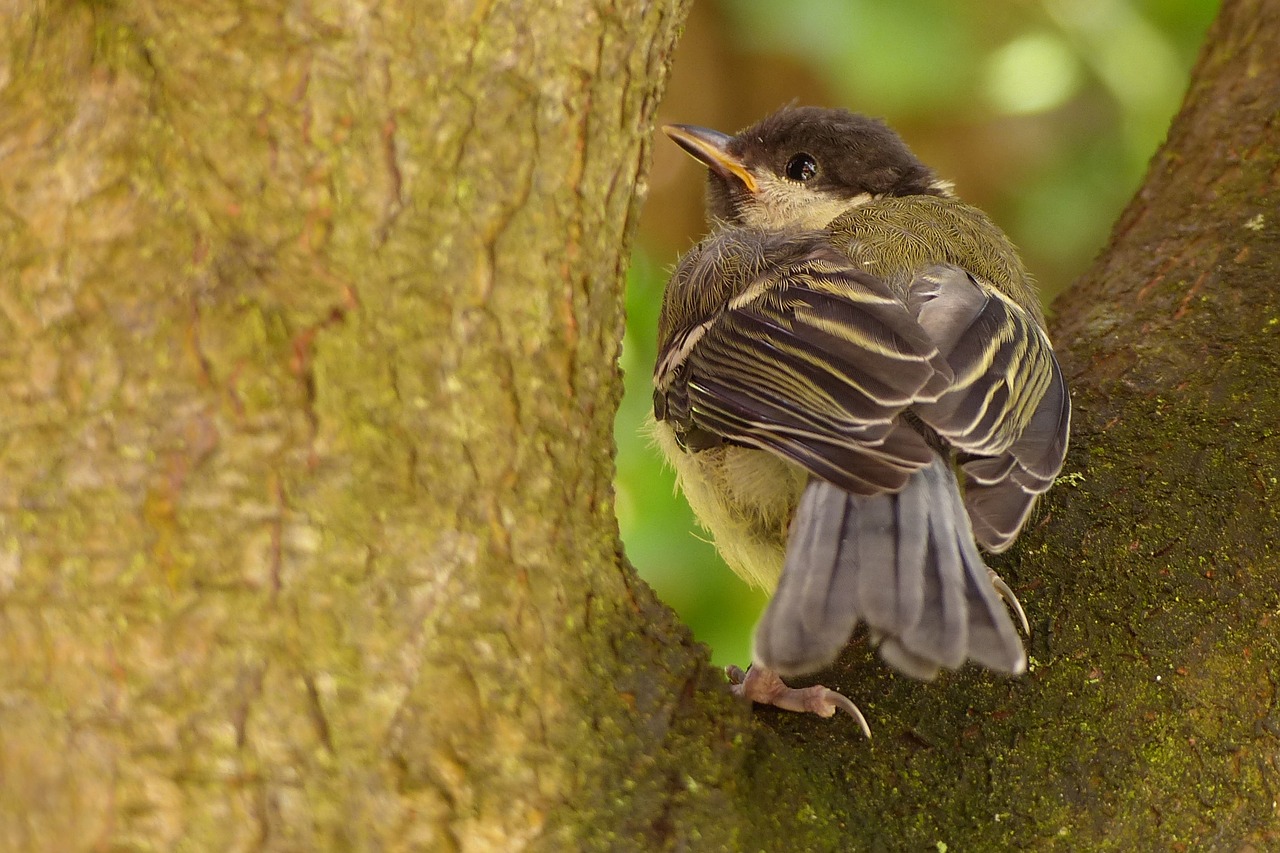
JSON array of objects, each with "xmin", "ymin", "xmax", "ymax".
[{"xmin": 753, "ymin": 456, "xmax": 1026, "ymax": 680}]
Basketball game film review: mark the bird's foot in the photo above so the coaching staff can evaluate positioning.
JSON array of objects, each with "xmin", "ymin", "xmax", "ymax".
[
  {"xmin": 725, "ymin": 664, "xmax": 871, "ymax": 738},
  {"xmin": 987, "ymin": 568, "xmax": 1030, "ymax": 636}
]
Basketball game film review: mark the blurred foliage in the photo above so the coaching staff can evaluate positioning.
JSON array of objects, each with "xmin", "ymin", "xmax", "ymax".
[{"xmin": 616, "ymin": 0, "xmax": 1219, "ymax": 667}]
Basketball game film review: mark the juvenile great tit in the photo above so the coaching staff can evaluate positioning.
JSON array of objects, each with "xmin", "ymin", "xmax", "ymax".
[{"xmin": 652, "ymin": 106, "xmax": 1070, "ymax": 735}]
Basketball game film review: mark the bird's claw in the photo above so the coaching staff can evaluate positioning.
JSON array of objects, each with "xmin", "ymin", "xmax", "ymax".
[
  {"xmin": 988, "ymin": 568, "xmax": 1031, "ymax": 636},
  {"xmin": 725, "ymin": 664, "xmax": 871, "ymax": 738}
]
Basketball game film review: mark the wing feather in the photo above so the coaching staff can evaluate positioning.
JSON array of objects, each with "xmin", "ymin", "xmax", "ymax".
[
  {"xmin": 657, "ymin": 235, "xmax": 952, "ymax": 495},
  {"xmin": 908, "ymin": 265, "xmax": 1071, "ymax": 550}
]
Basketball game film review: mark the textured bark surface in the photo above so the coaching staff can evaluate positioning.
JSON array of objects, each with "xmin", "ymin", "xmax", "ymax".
[
  {"xmin": 0, "ymin": 2, "xmax": 712, "ymax": 850},
  {"xmin": 2, "ymin": 0, "xmax": 1277, "ymax": 850}
]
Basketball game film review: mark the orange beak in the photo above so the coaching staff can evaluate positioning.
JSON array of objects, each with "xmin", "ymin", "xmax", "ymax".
[{"xmin": 662, "ymin": 124, "xmax": 759, "ymax": 193}]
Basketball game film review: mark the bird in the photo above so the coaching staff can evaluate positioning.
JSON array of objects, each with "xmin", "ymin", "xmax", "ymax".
[{"xmin": 651, "ymin": 105, "xmax": 1070, "ymax": 736}]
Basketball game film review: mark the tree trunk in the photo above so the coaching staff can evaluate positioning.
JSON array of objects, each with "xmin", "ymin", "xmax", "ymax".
[
  {"xmin": 0, "ymin": 1, "xmax": 705, "ymax": 849},
  {"xmin": 2, "ymin": 0, "xmax": 1277, "ymax": 851}
]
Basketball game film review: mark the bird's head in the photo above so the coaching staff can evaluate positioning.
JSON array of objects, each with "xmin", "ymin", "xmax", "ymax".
[{"xmin": 663, "ymin": 105, "xmax": 952, "ymax": 231}]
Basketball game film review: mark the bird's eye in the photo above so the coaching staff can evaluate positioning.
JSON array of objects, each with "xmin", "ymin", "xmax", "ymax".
[{"xmin": 785, "ymin": 153, "xmax": 818, "ymax": 182}]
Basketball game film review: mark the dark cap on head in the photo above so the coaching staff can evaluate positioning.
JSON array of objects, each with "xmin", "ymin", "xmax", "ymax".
[
  {"xmin": 666, "ymin": 106, "xmax": 946, "ymax": 228},
  {"xmin": 730, "ymin": 107, "xmax": 939, "ymax": 196}
]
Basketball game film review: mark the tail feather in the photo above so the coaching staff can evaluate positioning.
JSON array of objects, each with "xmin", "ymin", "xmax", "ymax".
[
  {"xmin": 750, "ymin": 481, "xmax": 862, "ymax": 675},
  {"xmin": 754, "ymin": 456, "xmax": 1026, "ymax": 679}
]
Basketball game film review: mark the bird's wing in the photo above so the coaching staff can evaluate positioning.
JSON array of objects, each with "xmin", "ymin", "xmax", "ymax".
[
  {"xmin": 655, "ymin": 241, "xmax": 954, "ymax": 495},
  {"xmin": 907, "ymin": 265, "xmax": 1072, "ymax": 551}
]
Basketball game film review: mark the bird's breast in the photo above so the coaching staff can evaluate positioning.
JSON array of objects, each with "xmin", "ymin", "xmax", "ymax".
[{"xmin": 650, "ymin": 418, "xmax": 807, "ymax": 590}]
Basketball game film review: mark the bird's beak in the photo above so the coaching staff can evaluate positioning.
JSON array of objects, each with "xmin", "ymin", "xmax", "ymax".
[{"xmin": 662, "ymin": 124, "xmax": 759, "ymax": 194}]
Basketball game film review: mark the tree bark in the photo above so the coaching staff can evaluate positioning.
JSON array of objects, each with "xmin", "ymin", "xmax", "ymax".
[
  {"xmin": 0, "ymin": 1, "xmax": 704, "ymax": 849},
  {"xmin": 2, "ymin": 0, "xmax": 1277, "ymax": 851}
]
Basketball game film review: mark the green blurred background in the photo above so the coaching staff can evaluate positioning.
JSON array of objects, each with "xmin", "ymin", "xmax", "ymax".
[{"xmin": 616, "ymin": 0, "xmax": 1220, "ymax": 667}]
